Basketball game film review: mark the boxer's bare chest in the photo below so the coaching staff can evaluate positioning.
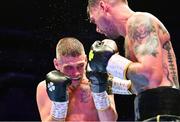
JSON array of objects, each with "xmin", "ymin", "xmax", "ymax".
[{"xmin": 66, "ymin": 84, "xmax": 99, "ymax": 121}]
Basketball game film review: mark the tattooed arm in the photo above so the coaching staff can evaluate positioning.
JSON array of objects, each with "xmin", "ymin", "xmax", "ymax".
[{"xmin": 126, "ymin": 15, "xmax": 164, "ymax": 93}]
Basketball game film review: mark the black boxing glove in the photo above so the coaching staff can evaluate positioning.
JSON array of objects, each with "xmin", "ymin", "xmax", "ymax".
[
  {"xmin": 89, "ymin": 39, "xmax": 132, "ymax": 79},
  {"xmin": 87, "ymin": 39, "xmax": 118, "ymax": 111},
  {"xmin": 46, "ymin": 70, "xmax": 71, "ymax": 120},
  {"xmin": 46, "ymin": 70, "xmax": 71, "ymax": 102},
  {"xmin": 86, "ymin": 64, "xmax": 110, "ymax": 93},
  {"xmin": 88, "ymin": 39, "xmax": 118, "ymax": 73},
  {"xmin": 86, "ymin": 65, "xmax": 111, "ymax": 111}
]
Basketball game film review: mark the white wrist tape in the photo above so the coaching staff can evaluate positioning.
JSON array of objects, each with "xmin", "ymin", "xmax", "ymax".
[
  {"xmin": 92, "ymin": 91, "xmax": 110, "ymax": 111},
  {"xmin": 51, "ymin": 101, "xmax": 68, "ymax": 120},
  {"xmin": 112, "ymin": 77, "xmax": 132, "ymax": 95},
  {"xmin": 106, "ymin": 54, "xmax": 132, "ymax": 79}
]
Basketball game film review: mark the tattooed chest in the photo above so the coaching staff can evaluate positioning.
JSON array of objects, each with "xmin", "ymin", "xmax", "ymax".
[
  {"xmin": 69, "ymin": 88, "xmax": 93, "ymax": 105},
  {"xmin": 68, "ymin": 89, "xmax": 96, "ymax": 114}
]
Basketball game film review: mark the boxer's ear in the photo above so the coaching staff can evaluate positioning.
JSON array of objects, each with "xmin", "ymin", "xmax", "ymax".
[
  {"xmin": 53, "ymin": 58, "xmax": 60, "ymax": 70},
  {"xmin": 99, "ymin": 0, "xmax": 110, "ymax": 13}
]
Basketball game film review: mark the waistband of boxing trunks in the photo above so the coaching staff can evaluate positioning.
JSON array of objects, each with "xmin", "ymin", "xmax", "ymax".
[
  {"xmin": 143, "ymin": 114, "xmax": 180, "ymax": 122},
  {"xmin": 134, "ymin": 86, "xmax": 180, "ymax": 121}
]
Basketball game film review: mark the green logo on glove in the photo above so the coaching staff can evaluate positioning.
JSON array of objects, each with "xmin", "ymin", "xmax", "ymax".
[{"xmin": 89, "ymin": 50, "xmax": 94, "ymax": 61}]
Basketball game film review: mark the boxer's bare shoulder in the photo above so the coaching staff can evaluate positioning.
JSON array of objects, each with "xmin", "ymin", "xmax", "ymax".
[{"xmin": 36, "ymin": 81, "xmax": 52, "ymax": 121}]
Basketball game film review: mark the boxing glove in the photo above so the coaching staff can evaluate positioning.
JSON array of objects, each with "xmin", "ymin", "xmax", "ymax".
[
  {"xmin": 46, "ymin": 70, "xmax": 71, "ymax": 119},
  {"xmin": 89, "ymin": 39, "xmax": 132, "ymax": 79},
  {"xmin": 46, "ymin": 70, "xmax": 71, "ymax": 102},
  {"xmin": 106, "ymin": 54, "xmax": 132, "ymax": 79},
  {"xmin": 88, "ymin": 39, "xmax": 118, "ymax": 73},
  {"xmin": 86, "ymin": 63, "xmax": 111, "ymax": 111},
  {"xmin": 87, "ymin": 64, "xmax": 132, "ymax": 95},
  {"xmin": 86, "ymin": 64, "xmax": 109, "ymax": 93}
]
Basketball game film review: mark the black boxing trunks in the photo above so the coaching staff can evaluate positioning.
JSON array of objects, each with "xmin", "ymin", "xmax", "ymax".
[{"xmin": 134, "ymin": 86, "xmax": 180, "ymax": 121}]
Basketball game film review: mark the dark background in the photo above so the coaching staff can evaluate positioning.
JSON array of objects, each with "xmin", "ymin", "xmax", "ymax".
[{"xmin": 0, "ymin": 0, "xmax": 179, "ymax": 121}]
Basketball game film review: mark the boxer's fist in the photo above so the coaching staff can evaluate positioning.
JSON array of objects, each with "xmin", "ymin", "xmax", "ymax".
[
  {"xmin": 88, "ymin": 39, "xmax": 118, "ymax": 73},
  {"xmin": 86, "ymin": 64, "xmax": 109, "ymax": 93},
  {"xmin": 46, "ymin": 70, "xmax": 71, "ymax": 102}
]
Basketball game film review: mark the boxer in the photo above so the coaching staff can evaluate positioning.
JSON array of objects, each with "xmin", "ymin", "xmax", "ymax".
[
  {"xmin": 36, "ymin": 37, "xmax": 118, "ymax": 121},
  {"xmin": 87, "ymin": 0, "xmax": 180, "ymax": 120}
]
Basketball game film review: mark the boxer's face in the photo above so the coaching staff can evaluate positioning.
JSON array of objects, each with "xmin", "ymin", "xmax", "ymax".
[
  {"xmin": 88, "ymin": 5, "xmax": 120, "ymax": 39},
  {"xmin": 54, "ymin": 54, "xmax": 87, "ymax": 86}
]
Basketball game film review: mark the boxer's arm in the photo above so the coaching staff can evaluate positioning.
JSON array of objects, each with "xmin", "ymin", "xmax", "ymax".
[
  {"xmin": 36, "ymin": 81, "xmax": 65, "ymax": 122},
  {"xmin": 86, "ymin": 64, "xmax": 118, "ymax": 121},
  {"xmin": 97, "ymin": 94, "xmax": 118, "ymax": 121},
  {"xmin": 126, "ymin": 15, "xmax": 163, "ymax": 92}
]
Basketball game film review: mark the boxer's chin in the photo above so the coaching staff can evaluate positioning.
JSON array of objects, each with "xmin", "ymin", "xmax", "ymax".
[{"xmin": 71, "ymin": 77, "xmax": 81, "ymax": 88}]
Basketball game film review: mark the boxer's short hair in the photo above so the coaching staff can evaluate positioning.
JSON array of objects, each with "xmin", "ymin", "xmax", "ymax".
[{"xmin": 56, "ymin": 37, "xmax": 85, "ymax": 58}]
